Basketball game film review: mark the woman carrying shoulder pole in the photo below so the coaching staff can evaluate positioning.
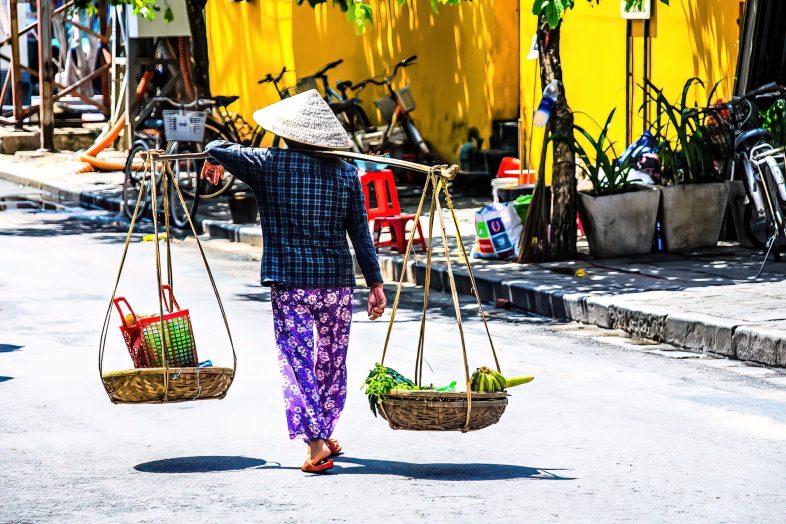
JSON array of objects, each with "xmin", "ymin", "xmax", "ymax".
[{"xmin": 201, "ymin": 90, "xmax": 386, "ymax": 473}]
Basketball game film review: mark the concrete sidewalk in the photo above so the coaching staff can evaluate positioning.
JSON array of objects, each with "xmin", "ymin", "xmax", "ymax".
[{"xmin": 2, "ymin": 151, "xmax": 785, "ymax": 368}]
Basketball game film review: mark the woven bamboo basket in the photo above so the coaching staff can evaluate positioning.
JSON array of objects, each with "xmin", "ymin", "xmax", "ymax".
[
  {"xmin": 378, "ymin": 390, "xmax": 508, "ymax": 431},
  {"xmin": 101, "ymin": 367, "xmax": 234, "ymax": 404},
  {"xmin": 99, "ymin": 154, "xmax": 237, "ymax": 406}
]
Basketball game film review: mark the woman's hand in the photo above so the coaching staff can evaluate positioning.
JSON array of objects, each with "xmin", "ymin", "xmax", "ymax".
[
  {"xmin": 367, "ymin": 284, "xmax": 387, "ymax": 320},
  {"xmin": 200, "ymin": 161, "xmax": 225, "ymax": 185}
]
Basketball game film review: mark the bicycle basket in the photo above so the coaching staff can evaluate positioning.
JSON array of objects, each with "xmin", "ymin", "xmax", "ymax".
[
  {"xmin": 163, "ymin": 110, "xmax": 206, "ymax": 142},
  {"xmin": 375, "ymin": 95, "xmax": 397, "ymax": 122},
  {"xmin": 280, "ymin": 77, "xmax": 318, "ymax": 99},
  {"xmin": 395, "ymin": 85, "xmax": 416, "ymax": 113},
  {"xmin": 702, "ymin": 108, "xmax": 735, "ymax": 160}
]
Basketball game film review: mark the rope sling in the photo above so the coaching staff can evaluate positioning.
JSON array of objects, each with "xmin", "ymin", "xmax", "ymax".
[
  {"xmin": 375, "ymin": 169, "xmax": 507, "ymax": 432},
  {"xmin": 98, "ymin": 150, "xmax": 237, "ymax": 404}
]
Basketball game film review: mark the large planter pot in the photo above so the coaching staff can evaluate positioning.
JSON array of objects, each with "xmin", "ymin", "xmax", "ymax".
[
  {"xmin": 577, "ymin": 186, "xmax": 660, "ymax": 258},
  {"xmin": 658, "ymin": 183, "xmax": 729, "ymax": 251}
]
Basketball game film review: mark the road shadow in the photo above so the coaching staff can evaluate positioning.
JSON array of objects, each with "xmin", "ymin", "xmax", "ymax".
[
  {"xmin": 0, "ymin": 376, "xmax": 14, "ymax": 383},
  {"xmin": 236, "ymin": 291, "xmax": 271, "ymax": 302},
  {"xmin": 134, "ymin": 455, "xmax": 267, "ymax": 473},
  {"xmin": 0, "ymin": 344, "xmax": 23, "ymax": 353},
  {"xmin": 331, "ymin": 456, "xmax": 574, "ymax": 481}
]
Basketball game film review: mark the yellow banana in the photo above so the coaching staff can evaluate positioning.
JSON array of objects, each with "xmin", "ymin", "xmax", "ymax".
[
  {"xmin": 491, "ymin": 370, "xmax": 506, "ymax": 390},
  {"xmin": 505, "ymin": 376, "xmax": 534, "ymax": 388}
]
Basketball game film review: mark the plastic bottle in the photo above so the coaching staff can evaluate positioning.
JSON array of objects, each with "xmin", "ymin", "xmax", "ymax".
[
  {"xmin": 619, "ymin": 130, "xmax": 655, "ymax": 166},
  {"xmin": 533, "ymin": 80, "xmax": 560, "ymax": 128}
]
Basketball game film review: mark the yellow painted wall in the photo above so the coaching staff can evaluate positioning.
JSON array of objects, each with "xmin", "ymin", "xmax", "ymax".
[
  {"xmin": 519, "ymin": 0, "xmax": 744, "ymax": 174},
  {"xmin": 206, "ymin": 0, "xmax": 520, "ymax": 161}
]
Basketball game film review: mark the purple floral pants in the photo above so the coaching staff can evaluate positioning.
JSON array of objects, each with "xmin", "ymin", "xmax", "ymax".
[{"xmin": 271, "ymin": 284, "xmax": 353, "ymax": 442}]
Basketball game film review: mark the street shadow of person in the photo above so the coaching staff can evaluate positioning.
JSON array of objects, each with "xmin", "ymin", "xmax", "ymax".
[
  {"xmin": 134, "ymin": 456, "xmax": 267, "ymax": 473},
  {"xmin": 0, "ymin": 376, "xmax": 13, "ymax": 383},
  {"xmin": 331, "ymin": 457, "xmax": 574, "ymax": 481},
  {"xmin": 0, "ymin": 344, "xmax": 23, "ymax": 353}
]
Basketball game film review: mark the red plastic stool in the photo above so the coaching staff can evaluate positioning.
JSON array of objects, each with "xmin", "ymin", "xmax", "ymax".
[{"xmin": 359, "ymin": 169, "xmax": 427, "ymax": 253}]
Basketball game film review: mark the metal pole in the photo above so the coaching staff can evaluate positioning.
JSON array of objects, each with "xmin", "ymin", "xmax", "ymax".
[
  {"xmin": 9, "ymin": 0, "xmax": 22, "ymax": 128},
  {"xmin": 98, "ymin": 0, "xmax": 109, "ymax": 117},
  {"xmin": 37, "ymin": 0, "xmax": 54, "ymax": 150}
]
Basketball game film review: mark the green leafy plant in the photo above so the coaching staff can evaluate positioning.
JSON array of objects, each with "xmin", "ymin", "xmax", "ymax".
[
  {"xmin": 362, "ymin": 363, "xmax": 420, "ymax": 416},
  {"xmin": 569, "ymin": 108, "xmax": 631, "ymax": 195},
  {"xmin": 75, "ymin": 0, "xmax": 173, "ymax": 22},
  {"xmin": 763, "ymin": 99, "xmax": 786, "ymax": 147},
  {"xmin": 623, "ymin": 0, "xmax": 668, "ymax": 12},
  {"xmin": 533, "ymin": 0, "xmax": 668, "ymax": 30},
  {"xmin": 296, "ymin": 0, "xmax": 374, "ymax": 33},
  {"xmin": 642, "ymin": 78, "xmax": 722, "ymax": 184}
]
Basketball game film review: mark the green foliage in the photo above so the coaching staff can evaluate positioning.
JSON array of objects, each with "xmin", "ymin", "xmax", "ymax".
[
  {"xmin": 624, "ymin": 0, "xmax": 669, "ymax": 11},
  {"xmin": 430, "ymin": 0, "xmax": 462, "ymax": 14},
  {"xmin": 295, "ymin": 0, "xmax": 374, "ymax": 34},
  {"xmin": 533, "ymin": 0, "xmax": 669, "ymax": 29},
  {"xmin": 568, "ymin": 108, "xmax": 631, "ymax": 195},
  {"xmin": 362, "ymin": 363, "xmax": 419, "ymax": 416},
  {"xmin": 763, "ymin": 99, "xmax": 786, "ymax": 146},
  {"xmin": 74, "ymin": 0, "xmax": 172, "ymax": 22},
  {"xmin": 642, "ymin": 78, "xmax": 721, "ymax": 184},
  {"xmin": 531, "ymin": 0, "xmax": 575, "ymax": 28}
]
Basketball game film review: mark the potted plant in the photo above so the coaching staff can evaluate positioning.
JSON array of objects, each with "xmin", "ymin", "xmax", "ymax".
[
  {"xmin": 573, "ymin": 109, "xmax": 660, "ymax": 258},
  {"xmin": 643, "ymin": 78, "xmax": 730, "ymax": 251}
]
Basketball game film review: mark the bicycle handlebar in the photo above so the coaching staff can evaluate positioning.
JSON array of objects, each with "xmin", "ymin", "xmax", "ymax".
[
  {"xmin": 135, "ymin": 97, "xmax": 215, "ymax": 124},
  {"xmin": 258, "ymin": 67, "xmax": 287, "ymax": 84},
  {"xmin": 740, "ymin": 81, "xmax": 782, "ymax": 100},
  {"xmin": 313, "ymin": 59, "xmax": 344, "ymax": 78},
  {"xmin": 350, "ymin": 55, "xmax": 418, "ymax": 91}
]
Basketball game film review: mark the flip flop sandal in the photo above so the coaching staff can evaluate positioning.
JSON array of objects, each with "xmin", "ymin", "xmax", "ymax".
[
  {"xmin": 326, "ymin": 439, "xmax": 343, "ymax": 456},
  {"xmin": 301, "ymin": 458, "xmax": 334, "ymax": 473}
]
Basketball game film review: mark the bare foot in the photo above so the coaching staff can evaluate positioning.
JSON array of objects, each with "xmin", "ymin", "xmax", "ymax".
[{"xmin": 308, "ymin": 439, "xmax": 331, "ymax": 464}]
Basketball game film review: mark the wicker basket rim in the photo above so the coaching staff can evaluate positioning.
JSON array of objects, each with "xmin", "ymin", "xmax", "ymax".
[
  {"xmin": 382, "ymin": 390, "xmax": 508, "ymax": 400},
  {"xmin": 381, "ymin": 398, "xmax": 508, "ymax": 408},
  {"xmin": 102, "ymin": 367, "xmax": 234, "ymax": 379}
]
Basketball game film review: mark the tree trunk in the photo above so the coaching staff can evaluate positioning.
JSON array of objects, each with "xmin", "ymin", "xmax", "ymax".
[
  {"xmin": 537, "ymin": 14, "xmax": 576, "ymax": 260},
  {"xmin": 185, "ymin": 0, "xmax": 211, "ymax": 97}
]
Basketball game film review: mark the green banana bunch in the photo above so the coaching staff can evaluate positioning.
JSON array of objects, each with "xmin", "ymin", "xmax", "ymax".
[{"xmin": 470, "ymin": 366, "xmax": 534, "ymax": 392}]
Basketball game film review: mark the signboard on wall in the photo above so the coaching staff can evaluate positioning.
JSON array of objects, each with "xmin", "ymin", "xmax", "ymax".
[
  {"xmin": 621, "ymin": 0, "xmax": 651, "ymax": 19},
  {"xmin": 127, "ymin": 0, "xmax": 191, "ymax": 38}
]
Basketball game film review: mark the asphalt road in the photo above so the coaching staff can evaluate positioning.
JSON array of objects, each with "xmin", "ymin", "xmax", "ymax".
[{"xmin": 1, "ymin": 204, "xmax": 786, "ymax": 523}]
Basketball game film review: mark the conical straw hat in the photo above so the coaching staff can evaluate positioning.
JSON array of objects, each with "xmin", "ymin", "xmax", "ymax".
[{"xmin": 252, "ymin": 89, "xmax": 353, "ymax": 150}]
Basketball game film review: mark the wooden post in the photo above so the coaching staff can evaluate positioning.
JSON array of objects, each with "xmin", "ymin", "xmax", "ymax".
[
  {"xmin": 37, "ymin": 0, "xmax": 54, "ymax": 150},
  {"xmin": 9, "ymin": 0, "xmax": 22, "ymax": 128}
]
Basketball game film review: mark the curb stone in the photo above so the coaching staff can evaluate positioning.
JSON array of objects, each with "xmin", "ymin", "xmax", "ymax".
[
  {"xmin": 374, "ymin": 252, "xmax": 786, "ymax": 370},
  {"xmin": 733, "ymin": 326, "xmax": 786, "ymax": 367},
  {"xmin": 0, "ymin": 168, "xmax": 122, "ymax": 211}
]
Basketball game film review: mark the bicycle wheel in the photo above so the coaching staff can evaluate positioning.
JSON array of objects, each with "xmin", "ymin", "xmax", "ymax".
[
  {"xmin": 201, "ymin": 121, "xmax": 237, "ymax": 199},
  {"xmin": 122, "ymin": 141, "xmax": 153, "ymax": 222},
  {"xmin": 740, "ymin": 153, "xmax": 769, "ymax": 248},
  {"xmin": 167, "ymin": 142, "xmax": 201, "ymax": 229}
]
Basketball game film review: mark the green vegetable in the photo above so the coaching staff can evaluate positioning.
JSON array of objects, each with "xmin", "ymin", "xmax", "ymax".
[
  {"xmin": 362, "ymin": 363, "xmax": 418, "ymax": 417},
  {"xmin": 435, "ymin": 381, "xmax": 457, "ymax": 392}
]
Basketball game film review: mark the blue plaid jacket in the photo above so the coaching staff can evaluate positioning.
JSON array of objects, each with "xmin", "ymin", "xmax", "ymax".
[{"xmin": 204, "ymin": 140, "xmax": 382, "ymax": 289}]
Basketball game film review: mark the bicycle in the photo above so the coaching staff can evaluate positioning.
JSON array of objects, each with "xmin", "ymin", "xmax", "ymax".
[
  {"xmin": 349, "ymin": 55, "xmax": 431, "ymax": 161},
  {"xmin": 698, "ymin": 82, "xmax": 786, "ymax": 270},
  {"xmin": 257, "ymin": 61, "xmax": 372, "ymax": 151},
  {"xmin": 123, "ymin": 97, "xmax": 214, "ymax": 228},
  {"xmin": 199, "ymin": 95, "xmax": 269, "ymax": 198}
]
